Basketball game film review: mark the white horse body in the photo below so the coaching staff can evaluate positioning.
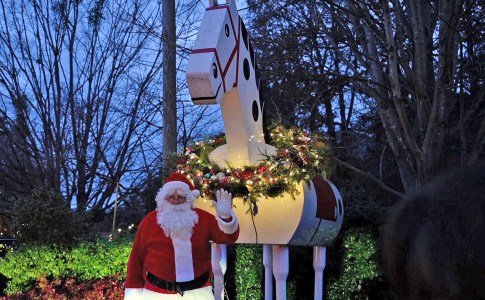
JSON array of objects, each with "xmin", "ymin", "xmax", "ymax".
[{"xmin": 186, "ymin": 0, "xmax": 343, "ymax": 246}]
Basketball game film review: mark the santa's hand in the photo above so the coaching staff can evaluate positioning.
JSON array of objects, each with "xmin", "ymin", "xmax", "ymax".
[{"xmin": 213, "ymin": 189, "xmax": 233, "ymax": 219}]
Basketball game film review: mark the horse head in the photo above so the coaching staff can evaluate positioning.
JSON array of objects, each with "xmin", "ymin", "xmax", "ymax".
[
  {"xmin": 186, "ymin": 0, "xmax": 240, "ymax": 104},
  {"xmin": 186, "ymin": 0, "xmax": 273, "ymax": 167}
]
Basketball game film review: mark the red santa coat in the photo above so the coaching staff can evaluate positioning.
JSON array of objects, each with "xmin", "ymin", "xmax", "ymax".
[{"xmin": 125, "ymin": 208, "xmax": 239, "ymax": 295}]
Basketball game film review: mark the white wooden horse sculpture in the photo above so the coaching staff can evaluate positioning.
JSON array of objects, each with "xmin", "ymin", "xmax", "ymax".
[
  {"xmin": 186, "ymin": 0, "xmax": 273, "ymax": 168},
  {"xmin": 186, "ymin": 1, "xmax": 343, "ymax": 299}
]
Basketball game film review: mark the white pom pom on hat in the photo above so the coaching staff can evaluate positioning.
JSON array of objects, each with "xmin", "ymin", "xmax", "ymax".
[{"xmin": 158, "ymin": 172, "xmax": 201, "ymax": 202}]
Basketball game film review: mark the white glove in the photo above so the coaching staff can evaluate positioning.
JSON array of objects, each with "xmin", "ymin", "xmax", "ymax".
[{"xmin": 212, "ymin": 189, "xmax": 233, "ymax": 219}]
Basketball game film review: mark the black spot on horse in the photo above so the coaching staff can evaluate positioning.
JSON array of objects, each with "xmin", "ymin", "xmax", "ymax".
[
  {"xmin": 243, "ymin": 58, "xmax": 250, "ymax": 80},
  {"xmin": 212, "ymin": 63, "xmax": 218, "ymax": 79},
  {"xmin": 249, "ymin": 41, "xmax": 255, "ymax": 68},
  {"xmin": 225, "ymin": 24, "xmax": 230, "ymax": 37},
  {"xmin": 255, "ymin": 62, "xmax": 261, "ymax": 91},
  {"xmin": 252, "ymin": 100, "xmax": 259, "ymax": 122},
  {"xmin": 241, "ymin": 21, "xmax": 248, "ymax": 50}
]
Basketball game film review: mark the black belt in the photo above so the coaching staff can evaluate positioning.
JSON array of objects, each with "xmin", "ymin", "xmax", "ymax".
[{"xmin": 146, "ymin": 271, "xmax": 210, "ymax": 296}]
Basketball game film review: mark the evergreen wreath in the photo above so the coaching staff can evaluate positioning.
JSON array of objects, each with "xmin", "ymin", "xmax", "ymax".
[{"xmin": 168, "ymin": 123, "xmax": 334, "ymax": 215}]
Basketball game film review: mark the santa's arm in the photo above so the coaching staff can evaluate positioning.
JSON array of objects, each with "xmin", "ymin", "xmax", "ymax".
[
  {"xmin": 208, "ymin": 213, "xmax": 239, "ymax": 245},
  {"xmin": 216, "ymin": 210, "xmax": 239, "ymax": 234},
  {"xmin": 210, "ymin": 211, "xmax": 239, "ymax": 244},
  {"xmin": 124, "ymin": 221, "xmax": 147, "ymax": 300}
]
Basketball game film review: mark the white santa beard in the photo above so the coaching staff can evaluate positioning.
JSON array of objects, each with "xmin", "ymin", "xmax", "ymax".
[{"xmin": 157, "ymin": 201, "xmax": 199, "ymax": 239}]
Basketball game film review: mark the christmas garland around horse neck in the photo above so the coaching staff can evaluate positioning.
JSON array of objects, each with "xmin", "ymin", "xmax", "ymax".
[{"xmin": 170, "ymin": 124, "xmax": 334, "ymax": 215}]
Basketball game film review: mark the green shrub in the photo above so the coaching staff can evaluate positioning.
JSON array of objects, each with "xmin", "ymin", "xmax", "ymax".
[
  {"xmin": 10, "ymin": 189, "xmax": 84, "ymax": 246},
  {"xmin": 326, "ymin": 228, "xmax": 379, "ymax": 300},
  {"xmin": 0, "ymin": 237, "xmax": 132, "ymax": 295},
  {"xmin": 67, "ymin": 238, "xmax": 132, "ymax": 280},
  {"xmin": 235, "ymin": 244, "xmax": 263, "ymax": 300}
]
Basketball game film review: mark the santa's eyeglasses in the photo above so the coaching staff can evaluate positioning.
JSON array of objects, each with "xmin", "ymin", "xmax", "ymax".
[{"xmin": 165, "ymin": 189, "xmax": 188, "ymax": 201}]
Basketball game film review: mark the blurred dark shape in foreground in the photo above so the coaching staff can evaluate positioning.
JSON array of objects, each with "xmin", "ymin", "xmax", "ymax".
[{"xmin": 381, "ymin": 165, "xmax": 485, "ymax": 300}]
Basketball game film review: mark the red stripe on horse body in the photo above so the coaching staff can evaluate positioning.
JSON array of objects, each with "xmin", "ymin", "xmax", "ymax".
[
  {"xmin": 207, "ymin": 3, "xmax": 237, "ymax": 43},
  {"xmin": 195, "ymin": 4, "xmax": 241, "ymax": 91},
  {"xmin": 226, "ymin": 5, "xmax": 237, "ymax": 45},
  {"xmin": 312, "ymin": 175, "xmax": 338, "ymax": 221},
  {"xmin": 222, "ymin": 8, "xmax": 239, "ymax": 80},
  {"xmin": 222, "ymin": 5, "xmax": 238, "ymax": 88},
  {"xmin": 190, "ymin": 48, "xmax": 227, "ymax": 92},
  {"xmin": 222, "ymin": 41, "xmax": 239, "ymax": 78},
  {"xmin": 191, "ymin": 48, "xmax": 217, "ymax": 54},
  {"xmin": 207, "ymin": 5, "xmax": 228, "ymax": 11},
  {"xmin": 214, "ymin": 50, "xmax": 226, "ymax": 92}
]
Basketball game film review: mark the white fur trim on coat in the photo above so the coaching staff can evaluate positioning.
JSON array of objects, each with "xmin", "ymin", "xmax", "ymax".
[
  {"xmin": 156, "ymin": 184, "xmax": 200, "ymax": 207},
  {"xmin": 160, "ymin": 181, "xmax": 190, "ymax": 195},
  {"xmin": 171, "ymin": 235, "xmax": 195, "ymax": 281},
  {"xmin": 124, "ymin": 288, "xmax": 143, "ymax": 300},
  {"xmin": 216, "ymin": 210, "xmax": 238, "ymax": 234}
]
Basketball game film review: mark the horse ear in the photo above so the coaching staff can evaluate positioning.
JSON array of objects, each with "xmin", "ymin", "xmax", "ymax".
[{"xmin": 209, "ymin": 0, "xmax": 219, "ymax": 6}]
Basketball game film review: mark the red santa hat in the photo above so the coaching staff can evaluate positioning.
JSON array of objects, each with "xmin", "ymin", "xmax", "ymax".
[{"xmin": 156, "ymin": 172, "xmax": 201, "ymax": 205}]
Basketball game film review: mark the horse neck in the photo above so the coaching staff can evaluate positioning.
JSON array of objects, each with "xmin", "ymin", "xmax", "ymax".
[{"xmin": 219, "ymin": 17, "xmax": 265, "ymax": 155}]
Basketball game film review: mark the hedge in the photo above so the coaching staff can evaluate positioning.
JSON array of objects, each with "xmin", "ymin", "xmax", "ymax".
[
  {"xmin": 0, "ymin": 229, "xmax": 387, "ymax": 298},
  {"xmin": 0, "ymin": 237, "xmax": 132, "ymax": 295}
]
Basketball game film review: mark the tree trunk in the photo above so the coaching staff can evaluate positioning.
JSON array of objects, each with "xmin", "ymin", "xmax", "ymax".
[
  {"xmin": 423, "ymin": 0, "xmax": 464, "ymax": 175},
  {"xmin": 162, "ymin": 0, "xmax": 177, "ymax": 168}
]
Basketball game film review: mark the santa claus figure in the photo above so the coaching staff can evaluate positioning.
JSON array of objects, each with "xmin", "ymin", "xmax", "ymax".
[{"xmin": 124, "ymin": 172, "xmax": 239, "ymax": 299}]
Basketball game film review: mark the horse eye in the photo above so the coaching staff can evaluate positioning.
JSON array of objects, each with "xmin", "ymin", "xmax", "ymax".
[
  {"xmin": 212, "ymin": 63, "xmax": 218, "ymax": 78},
  {"xmin": 225, "ymin": 24, "xmax": 230, "ymax": 37}
]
